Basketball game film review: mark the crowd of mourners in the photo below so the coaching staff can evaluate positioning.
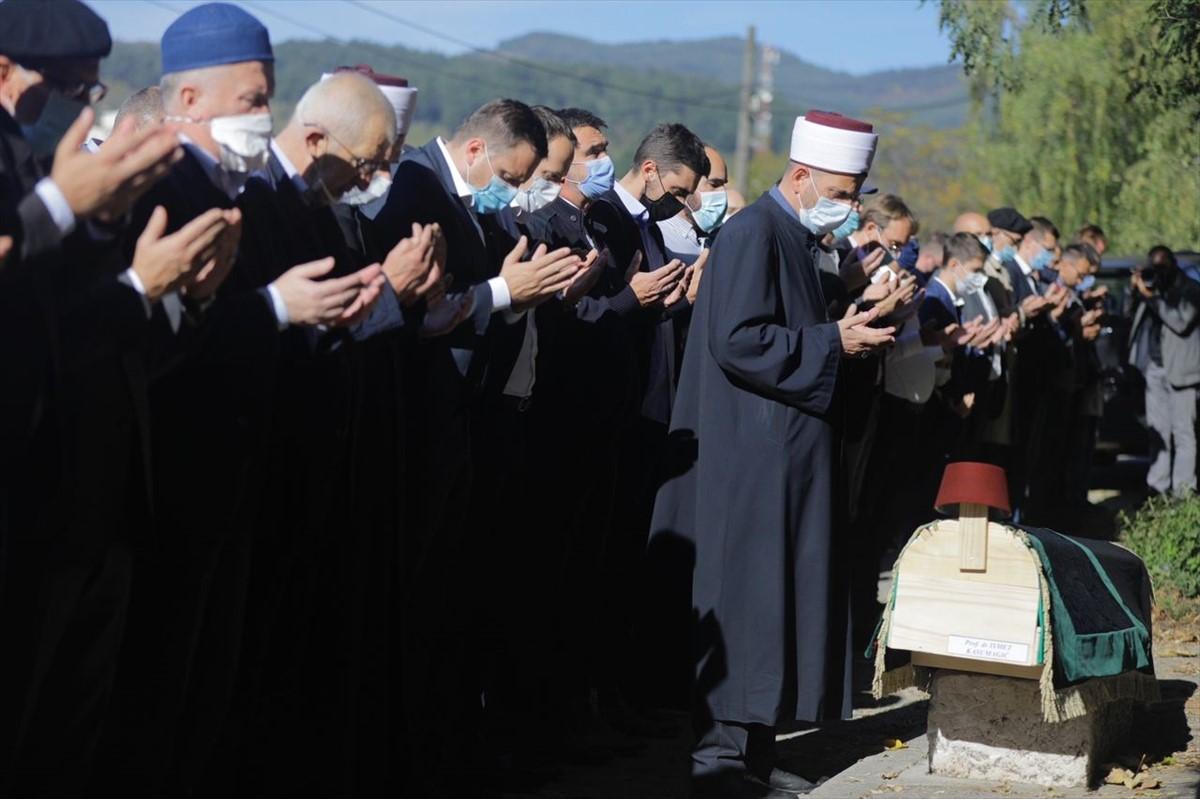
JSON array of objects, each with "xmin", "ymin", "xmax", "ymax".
[{"xmin": 1, "ymin": 2, "xmax": 1197, "ymax": 798}]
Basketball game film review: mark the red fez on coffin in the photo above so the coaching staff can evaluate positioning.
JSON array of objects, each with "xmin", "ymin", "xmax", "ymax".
[{"xmin": 935, "ymin": 462, "xmax": 1011, "ymax": 518}]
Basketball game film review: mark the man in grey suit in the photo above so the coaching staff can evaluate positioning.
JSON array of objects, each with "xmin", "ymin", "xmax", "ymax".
[{"xmin": 1129, "ymin": 246, "xmax": 1200, "ymax": 496}]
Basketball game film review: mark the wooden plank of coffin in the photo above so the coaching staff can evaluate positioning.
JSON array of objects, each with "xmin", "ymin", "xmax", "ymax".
[{"xmin": 887, "ymin": 521, "xmax": 1042, "ymax": 673}]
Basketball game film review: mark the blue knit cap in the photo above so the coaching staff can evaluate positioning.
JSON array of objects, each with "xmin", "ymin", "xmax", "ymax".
[{"xmin": 161, "ymin": 2, "xmax": 273, "ymax": 74}]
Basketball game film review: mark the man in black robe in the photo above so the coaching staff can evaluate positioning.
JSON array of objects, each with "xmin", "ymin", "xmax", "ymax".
[
  {"xmin": 0, "ymin": 3, "xmax": 228, "ymax": 793},
  {"xmin": 647, "ymin": 111, "xmax": 894, "ymax": 799}
]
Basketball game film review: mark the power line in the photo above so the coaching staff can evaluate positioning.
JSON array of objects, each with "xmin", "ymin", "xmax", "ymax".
[{"xmin": 342, "ymin": 0, "xmax": 743, "ymax": 112}]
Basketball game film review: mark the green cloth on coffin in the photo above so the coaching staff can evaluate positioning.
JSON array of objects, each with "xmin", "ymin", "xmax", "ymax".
[{"xmin": 1018, "ymin": 526, "xmax": 1154, "ymax": 685}]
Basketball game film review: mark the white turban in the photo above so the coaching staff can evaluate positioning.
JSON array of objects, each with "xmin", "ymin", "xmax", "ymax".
[
  {"xmin": 789, "ymin": 110, "xmax": 878, "ymax": 175},
  {"xmin": 320, "ymin": 69, "xmax": 419, "ymax": 136}
]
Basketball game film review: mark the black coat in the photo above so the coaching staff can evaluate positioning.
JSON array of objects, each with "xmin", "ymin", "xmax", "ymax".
[
  {"xmin": 526, "ymin": 196, "xmax": 640, "ymax": 424},
  {"xmin": 124, "ymin": 147, "xmax": 282, "ymax": 540},
  {"xmin": 0, "ymin": 109, "xmax": 156, "ymax": 550},
  {"xmin": 648, "ymin": 190, "xmax": 851, "ymax": 726},
  {"xmin": 587, "ymin": 188, "xmax": 686, "ymax": 426}
]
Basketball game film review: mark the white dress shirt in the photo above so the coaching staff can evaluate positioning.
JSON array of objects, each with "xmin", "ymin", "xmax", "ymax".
[
  {"xmin": 658, "ymin": 213, "xmax": 703, "ymax": 264},
  {"xmin": 612, "ymin": 180, "xmax": 656, "ymax": 260}
]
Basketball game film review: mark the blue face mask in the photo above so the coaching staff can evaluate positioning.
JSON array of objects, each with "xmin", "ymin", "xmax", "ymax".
[
  {"xmin": 998, "ymin": 245, "xmax": 1017, "ymax": 262},
  {"xmin": 467, "ymin": 143, "xmax": 518, "ymax": 215},
  {"xmin": 1031, "ymin": 246, "xmax": 1054, "ymax": 271},
  {"xmin": 978, "ymin": 234, "xmax": 992, "ymax": 253},
  {"xmin": 568, "ymin": 154, "xmax": 615, "ymax": 200},
  {"xmin": 830, "ymin": 209, "xmax": 861, "ymax": 242},
  {"xmin": 1077, "ymin": 274, "xmax": 1097, "ymax": 293},
  {"xmin": 691, "ymin": 190, "xmax": 728, "ymax": 232}
]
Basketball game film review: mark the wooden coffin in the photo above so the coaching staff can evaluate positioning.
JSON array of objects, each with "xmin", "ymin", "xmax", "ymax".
[{"xmin": 886, "ymin": 514, "xmax": 1044, "ymax": 680}]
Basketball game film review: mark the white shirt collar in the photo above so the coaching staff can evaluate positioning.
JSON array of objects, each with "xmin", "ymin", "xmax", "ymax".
[
  {"xmin": 612, "ymin": 179, "xmax": 647, "ymax": 222},
  {"xmin": 933, "ymin": 275, "xmax": 965, "ymax": 307},
  {"xmin": 436, "ymin": 136, "xmax": 475, "ymax": 200},
  {"xmin": 270, "ymin": 139, "xmax": 309, "ymax": 195},
  {"xmin": 1014, "ymin": 251, "xmax": 1034, "ymax": 276}
]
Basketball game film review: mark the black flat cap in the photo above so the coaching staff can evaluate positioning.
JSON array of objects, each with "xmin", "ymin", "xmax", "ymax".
[
  {"xmin": 987, "ymin": 207, "xmax": 1033, "ymax": 236},
  {"xmin": 0, "ymin": 0, "xmax": 112, "ymax": 63}
]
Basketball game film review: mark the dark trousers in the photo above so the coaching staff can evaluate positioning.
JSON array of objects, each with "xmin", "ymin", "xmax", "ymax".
[
  {"xmin": 0, "ymin": 540, "xmax": 133, "ymax": 797},
  {"xmin": 691, "ymin": 719, "xmax": 776, "ymax": 794},
  {"xmin": 610, "ymin": 416, "xmax": 668, "ymax": 706}
]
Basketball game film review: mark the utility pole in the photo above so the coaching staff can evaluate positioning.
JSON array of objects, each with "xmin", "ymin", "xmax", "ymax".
[
  {"xmin": 751, "ymin": 45, "xmax": 779, "ymax": 154},
  {"xmin": 733, "ymin": 25, "xmax": 755, "ymax": 194}
]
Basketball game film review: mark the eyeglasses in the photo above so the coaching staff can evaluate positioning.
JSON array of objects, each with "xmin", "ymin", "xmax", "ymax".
[
  {"xmin": 20, "ymin": 64, "xmax": 107, "ymax": 104},
  {"xmin": 305, "ymin": 123, "xmax": 389, "ymax": 177},
  {"xmin": 874, "ymin": 229, "xmax": 902, "ymax": 255}
]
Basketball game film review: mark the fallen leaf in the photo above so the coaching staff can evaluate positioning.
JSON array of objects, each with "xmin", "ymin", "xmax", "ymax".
[
  {"xmin": 1105, "ymin": 766, "xmax": 1134, "ymax": 785},
  {"xmin": 883, "ymin": 738, "xmax": 908, "ymax": 751},
  {"xmin": 1140, "ymin": 777, "xmax": 1162, "ymax": 789},
  {"xmin": 882, "ymin": 771, "xmax": 900, "ymax": 780},
  {"xmin": 1160, "ymin": 756, "xmax": 1175, "ymax": 766}
]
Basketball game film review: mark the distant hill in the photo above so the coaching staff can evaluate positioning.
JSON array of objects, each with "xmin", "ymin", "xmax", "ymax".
[
  {"xmin": 98, "ymin": 31, "xmax": 966, "ymax": 164},
  {"xmin": 496, "ymin": 32, "xmax": 969, "ymax": 128}
]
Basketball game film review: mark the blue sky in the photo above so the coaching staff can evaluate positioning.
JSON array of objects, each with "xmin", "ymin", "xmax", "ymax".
[{"xmin": 90, "ymin": 0, "xmax": 954, "ymax": 75}]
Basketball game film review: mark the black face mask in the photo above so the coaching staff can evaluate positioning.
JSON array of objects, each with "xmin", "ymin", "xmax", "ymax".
[{"xmin": 641, "ymin": 170, "xmax": 685, "ymax": 222}]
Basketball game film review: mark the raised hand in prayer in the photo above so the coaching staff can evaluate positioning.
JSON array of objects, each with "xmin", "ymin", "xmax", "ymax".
[
  {"xmin": 272, "ymin": 258, "xmax": 379, "ymax": 327},
  {"xmin": 329, "ymin": 265, "xmax": 387, "ymax": 328},
  {"xmin": 661, "ymin": 265, "xmax": 695, "ymax": 307},
  {"xmin": 182, "ymin": 208, "xmax": 242, "ymax": 301},
  {"xmin": 872, "ymin": 273, "xmax": 918, "ymax": 319},
  {"xmin": 501, "ymin": 235, "xmax": 581, "ymax": 312},
  {"xmin": 839, "ymin": 245, "xmax": 886, "ymax": 292},
  {"xmin": 420, "ymin": 289, "xmax": 475, "ymax": 338},
  {"xmin": 686, "ymin": 248, "xmax": 710, "ymax": 305},
  {"xmin": 54, "ymin": 109, "xmax": 182, "ymax": 222},
  {"xmin": 837, "ymin": 303, "xmax": 895, "ymax": 357},
  {"xmin": 0, "ymin": 235, "xmax": 11, "ymax": 269},
  {"xmin": 131, "ymin": 206, "xmax": 231, "ymax": 301},
  {"xmin": 630, "ymin": 257, "xmax": 685, "ymax": 308},
  {"xmin": 562, "ymin": 247, "xmax": 606, "ymax": 305},
  {"xmin": 383, "ymin": 222, "xmax": 439, "ymax": 305}
]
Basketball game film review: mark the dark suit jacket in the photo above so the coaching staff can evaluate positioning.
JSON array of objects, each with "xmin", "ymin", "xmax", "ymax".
[
  {"xmin": 371, "ymin": 138, "xmax": 507, "ymax": 391},
  {"xmin": 525, "ymin": 197, "xmax": 640, "ymax": 424},
  {"xmin": 588, "ymin": 188, "xmax": 687, "ymax": 426}
]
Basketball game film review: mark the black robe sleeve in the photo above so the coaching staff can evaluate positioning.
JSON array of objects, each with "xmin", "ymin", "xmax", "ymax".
[{"xmin": 704, "ymin": 215, "xmax": 842, "ymax": 415}]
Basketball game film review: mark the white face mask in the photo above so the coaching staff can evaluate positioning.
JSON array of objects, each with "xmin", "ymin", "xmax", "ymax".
[
  {"xmin": 961, "ymin": 271, "xmax": 988, "ymax": 293},
  {"xmin": 510, "ymin": 176, "xmax": 562, "ymax": 213},
  {"xmin": 168, "ymin": 112, "xmax": 274, "ymax": 175},
  {"xmin": 209, "ymin": 112, "xmax": 272, "ymax": 174},
  {"xmin": 340, "ymin": 172, "xmax": 393, "ymax": 206},
  {"xmin": 796, "ymin": 172, "xmax": 853, "ymax": 236}
]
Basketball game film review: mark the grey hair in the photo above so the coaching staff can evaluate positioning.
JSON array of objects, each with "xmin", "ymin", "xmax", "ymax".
[
  {"xmin": 114, "ymin": 85, "xmax": 163, "ymax": 132},
  {"xmin": 291, "ymin": 72, "xmax": 396, "ymax": 152},
  {"xmin": 159, "ymin": 68, "xmax": 216, "ymax": 114}
]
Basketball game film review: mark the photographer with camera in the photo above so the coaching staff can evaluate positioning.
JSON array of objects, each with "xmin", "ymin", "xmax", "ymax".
[{"xmin": 1128, "ymin": 246, "xmax": 1200, "ymax": 496}]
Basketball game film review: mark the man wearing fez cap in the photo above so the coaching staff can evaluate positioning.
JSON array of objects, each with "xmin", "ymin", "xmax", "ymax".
[
  {"xmin": 647, "ymin": 111, "xmax": 895, "ymax": 798},
  {"xmin": 0, "ymin": 1, "xmax": 248, "ymax": 794},
  {"xmin": 90, "ymin": 6, "xmax": 381, "ymax": 795}
]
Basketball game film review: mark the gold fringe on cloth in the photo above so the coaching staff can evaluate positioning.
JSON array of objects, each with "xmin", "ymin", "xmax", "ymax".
[{"xmin": 870, "ymin": 524, "xmax": 1161, "ymax": 723}]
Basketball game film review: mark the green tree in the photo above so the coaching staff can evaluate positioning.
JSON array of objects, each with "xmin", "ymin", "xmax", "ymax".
[{"xmin": 937, "ymin": 0, "xmax": 1200, "ymax": 253}]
